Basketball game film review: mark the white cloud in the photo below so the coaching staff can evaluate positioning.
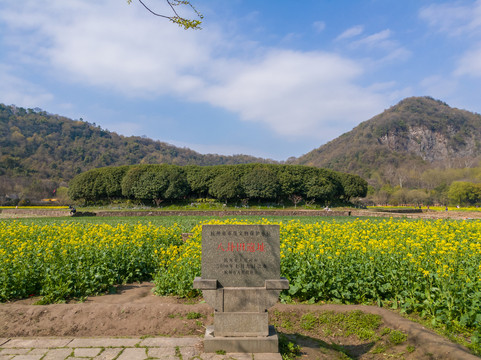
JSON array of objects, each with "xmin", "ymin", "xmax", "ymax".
[
  {"xmin": 419, "ymin": 1, "xmax": 481, "ymax": 78},
  {"xmin": 378, "ymin": 47, "xmax": 412, "ymax": 63},
  {"xmin": 420, "ymin": 75, "xmax": 459, "ymax": 98},
  {"xmin": 312, "ymin": 21, "xmax": 326, "ymax": 33},
  {"xmin": 350, "ymin": 29, "xmax": 392, "ymax": 49},
  {"xmin": 103, "ymin": 121, "xmax": 144, "ymax": 137},
  {"xmin": 335, "ymin": 25, "xmax": 364, "ymax": 41},
  {"xmin": 0, "ymin": 64, "xmax": 53, "ymax": 107},
  {"xmin": 455, "ymin": 44, "xmax": 481, "ymax": 77},
  {"xmin": 343, "ymin": 28, "xmax": 411, "ymax": 64},
  {"xmin": 0, "ymin": 0, "xmax": 213, "ymax": 96},
  {"xmin": 419, "ymin": 0, "xmax": 481, "ymax": 37},
  {"xmin": 281, "ymin": 32, "xmax": 302, "ymax": 44},
  {"xmin": 0, "ymin": 0, "xmax": 393, "ymax": 143},
  {"xmin": 165, "ymin": 139, "xmax": 269, "ymax": 157},
  {"xmin": 196, "ymin": 50, "xmax": 387, "ymax": 139}
]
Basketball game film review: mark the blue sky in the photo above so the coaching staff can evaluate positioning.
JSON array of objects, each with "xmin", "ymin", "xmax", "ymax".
[{"xmin": 1, "ymin": 0, "xmax": 481, "ymax": 161}]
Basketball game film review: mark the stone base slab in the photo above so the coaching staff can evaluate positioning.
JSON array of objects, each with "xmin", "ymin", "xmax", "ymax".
[
  {"xmin": 215, "ymin": 312, "xmax": 269, "ymax": 337},
  {"xmin": 203, "ymin": 325, "xmax": 280, "ymax": 354}
]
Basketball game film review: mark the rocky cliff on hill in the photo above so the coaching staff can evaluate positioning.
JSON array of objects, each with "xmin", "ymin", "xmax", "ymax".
[{"xmin": 294, "ymin": 97, "xmax": 481, "ymax": 177}]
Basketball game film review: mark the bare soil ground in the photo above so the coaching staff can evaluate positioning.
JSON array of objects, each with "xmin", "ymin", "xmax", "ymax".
[
  {"xmin": 0, "ymin": 283, "xmax": 212, "ymax": 338},
  {"xmin": 0, "ymin": 283, "xmax": 478, "ymax": 359}
]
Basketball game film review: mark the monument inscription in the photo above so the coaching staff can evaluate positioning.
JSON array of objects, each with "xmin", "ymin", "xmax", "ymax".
[{"xmin": 202, "ymin": 224, "xmax": 280, "ymax": 287}]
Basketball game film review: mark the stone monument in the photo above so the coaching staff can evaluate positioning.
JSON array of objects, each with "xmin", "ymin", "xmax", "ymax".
[{"xmin": 193, "ymin": 224, "xmax": 289, "ymax": 353}]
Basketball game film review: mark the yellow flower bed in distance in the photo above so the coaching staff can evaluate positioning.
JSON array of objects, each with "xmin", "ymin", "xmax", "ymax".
[
  {"xmin": 0, "ymin": 206, "xmax": 69, "ymax": 209},
  {"xmin": 367, "ymin": 205, "xmax": 481, "ymax": 212}
]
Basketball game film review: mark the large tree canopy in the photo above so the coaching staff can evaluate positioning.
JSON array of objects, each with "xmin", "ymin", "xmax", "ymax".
[
  {"xmin": 127, "ymin": 0, "xmax": 202, "ymax": 29},
  {"xmin": 69, "ymin": 164, "xmax": 368, "ymax": 205}
]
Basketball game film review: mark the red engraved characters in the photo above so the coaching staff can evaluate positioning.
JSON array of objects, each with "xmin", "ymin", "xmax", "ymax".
[{"xmin": 217, "ymin": 242, "xmax": 265, "ymax": 252}]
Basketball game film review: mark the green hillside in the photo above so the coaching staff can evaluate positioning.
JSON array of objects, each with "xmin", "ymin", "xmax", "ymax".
[
  {"xmin": 0, "ymin": 104, "xmax": 272, "ymax": 201},
  {"xmin": 295, "ymin": 97, "xmax": 481, "ymax": 182}
]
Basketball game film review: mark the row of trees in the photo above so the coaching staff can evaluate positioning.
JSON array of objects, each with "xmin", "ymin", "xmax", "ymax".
[
  {"xmin": 447, "ymin": 181, "xmax": 481, "ymax": 206},
  {"xmin": 363, "ymin": 166, "xmax": 481, "ymax": 206},
  {"xmin": 364, "ymin": 180, "xmax": 481, "ymax": 207},
  {"xmin": 68, "ymin": 164, "xmax": 368, "ymax": 205}
]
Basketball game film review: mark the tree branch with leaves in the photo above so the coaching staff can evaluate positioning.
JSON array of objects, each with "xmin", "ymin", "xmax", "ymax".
[{"xmin": 127, "ymin": 0, "xmax": 203, "ymax": 29}]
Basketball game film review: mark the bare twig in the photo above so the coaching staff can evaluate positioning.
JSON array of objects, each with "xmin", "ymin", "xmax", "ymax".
[
  {"xmin": 137, "ymin": 0, "xmax": 170, "ymax": 19},
  {"xmin": 166, "ymin": 0, "xmax": 181, "ymax": 18},
  {"xmin": 128, "ymin": 0, "xmax": 203, "ymax": 30}
]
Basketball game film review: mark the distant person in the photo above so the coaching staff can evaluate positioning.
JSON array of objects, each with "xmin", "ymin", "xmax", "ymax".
[{"xmin": 69, "ymin": 205, "xmax": 76, "ymax": 216}]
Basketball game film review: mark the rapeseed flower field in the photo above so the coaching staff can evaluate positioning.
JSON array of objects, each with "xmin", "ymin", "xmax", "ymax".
[
  {"xmin": 0, "ymin": 222, "xmax": 182, "ymax": 303},
  {"xmin": 1, "ymin": 218, "xmax": 480, "ymax": 342}
]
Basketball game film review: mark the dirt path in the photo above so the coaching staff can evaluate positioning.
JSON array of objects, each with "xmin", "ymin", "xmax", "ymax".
[
  {"xmin": 1, "ymin": 283, "xmax": 478, "ymax": 359},
  {"xmin": 0, "ymin": 283, "xmax": 212, "ymax": 338}
]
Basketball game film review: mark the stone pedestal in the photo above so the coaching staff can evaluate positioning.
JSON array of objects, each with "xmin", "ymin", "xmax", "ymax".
[
  {"xmin": 194, "ymin": 279, "xmax": 288, "ymax": 353},
  {"xmin": 193, "ymin": 225, "xmax": 289, "ymax": 354},
  {"xmin": 203, "ymin": 325, "xmax": 280, "ymax": 353}
]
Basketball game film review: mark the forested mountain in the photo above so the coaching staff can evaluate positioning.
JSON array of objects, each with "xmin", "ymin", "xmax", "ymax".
[
  {"xmin": 294, "ymin": 97, "xmax": 481, "ymax": 190},
  {"xmin": 3, "ymin": 97, "xmax": 481, "ymax": 205},
  {"xmin": 0, "ymin": 104, "xmax": 272, "ymax": 201}
]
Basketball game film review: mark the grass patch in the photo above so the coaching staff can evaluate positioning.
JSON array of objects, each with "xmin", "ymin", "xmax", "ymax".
[
  {"xmin": 168, "ymin": 313, "xmax": 182, "ymax": 319},
  {"xmin": 271, "ymin": 310, "xmax": 417, "ymax": 359},
  {"xmin": 186, "ymin": 312, "xmax": 202, "ymax": 319},
  {"xmin": 389, "ymin": 330, "xmax": 408, "ymax": 345},
  {"xmin": 316, "ymin": 310, "xmax": 382, "ymax": 341},
  {"xmin": 279, "ymin": 334, "xmax": 302, "ymax": 360},
  {"xmin": 174, "ymin": 345, "xmax": 182, "ymax": 359},
  {"xmin": 300, "ymin": 313, "xmax": 317, "ymax": 330}
]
